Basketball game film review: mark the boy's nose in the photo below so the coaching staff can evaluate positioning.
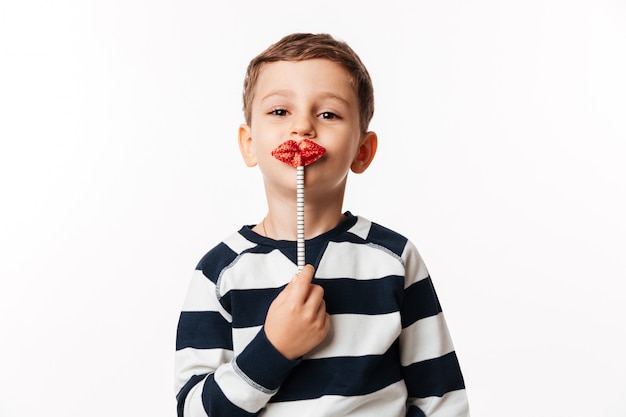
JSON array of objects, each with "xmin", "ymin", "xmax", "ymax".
[{"xmin": 290, "ymin": 114, "xmax": 316, "ymax": 139}]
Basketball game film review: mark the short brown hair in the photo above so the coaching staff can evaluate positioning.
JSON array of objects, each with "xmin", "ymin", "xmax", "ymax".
[{"xmin": 242, "ymin": 33, "xmax": 374, "ymax": 133}]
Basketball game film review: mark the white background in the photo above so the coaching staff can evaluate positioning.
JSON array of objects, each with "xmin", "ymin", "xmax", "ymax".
[{"xmin": 1, "ymin": 1, "xmax": 625, "ymax": 416}]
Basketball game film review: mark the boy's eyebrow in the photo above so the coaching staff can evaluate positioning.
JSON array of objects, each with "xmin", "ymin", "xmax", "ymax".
[
  {"xmin": 316, "ymin": 92, "xmax": 351, "ymax": 107},
  {"xmin": 261, "ymin": 89, "xmax": 295, "ymax": 104},
  {"xmin": 261, "ymin": 90, "xmax": 351, "ymax": 107}
]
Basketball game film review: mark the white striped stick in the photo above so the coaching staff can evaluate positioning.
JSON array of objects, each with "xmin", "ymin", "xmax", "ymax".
[{"xmin": 296, "ymin": 165, "xmax": 305, "ymax": 272}]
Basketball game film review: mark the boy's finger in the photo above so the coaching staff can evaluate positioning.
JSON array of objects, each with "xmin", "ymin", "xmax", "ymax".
[
  {"xmin": 281, "ymin": 265, "xmax": 312, "ymax": 292},
  {"xmin": 289, "ymin": 265, "xmax": 315, "ymax": 302},
  {"xmin": 298, "ymin": 264, "xmax": 315, "ymax": 280}
]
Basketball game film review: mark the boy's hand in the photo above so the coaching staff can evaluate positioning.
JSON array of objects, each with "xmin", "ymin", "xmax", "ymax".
[{"xmin": 264, "ymin": 265, "xmax": 330, "ymax": 360}]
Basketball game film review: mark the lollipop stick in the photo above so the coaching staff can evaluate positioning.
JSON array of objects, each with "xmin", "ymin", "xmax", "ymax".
[{"xmin": 296, "ymin": 166, "xmax": 305, "ymax": 272}]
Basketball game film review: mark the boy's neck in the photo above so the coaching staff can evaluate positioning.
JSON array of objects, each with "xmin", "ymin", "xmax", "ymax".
[{"xmin": 259, "ymin": 194, "xmax": 346, "ymax": 241}]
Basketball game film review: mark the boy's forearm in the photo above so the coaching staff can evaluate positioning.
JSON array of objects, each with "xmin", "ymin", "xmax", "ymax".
[
  {"xmin": 175, "ymin": 247, "xmax": 307, "ymax": 416},
  {"xmin": 177, "ymin": 330, "xmax": 299, "ymax": 416}
]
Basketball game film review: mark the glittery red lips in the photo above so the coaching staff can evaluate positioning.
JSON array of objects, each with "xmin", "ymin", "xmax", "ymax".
[{"xmin": 271, "ymin": 139, "xmax": 326, "ymax": 167}]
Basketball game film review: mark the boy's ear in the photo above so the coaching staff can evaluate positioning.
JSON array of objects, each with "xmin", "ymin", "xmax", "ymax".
[
  {"xmin": 351, "ymin": 131, "xmax": 378, "ymax": 174},
  {"xmin": 238, "ymin": 124, "xmax": 257, "ymax": 167}
]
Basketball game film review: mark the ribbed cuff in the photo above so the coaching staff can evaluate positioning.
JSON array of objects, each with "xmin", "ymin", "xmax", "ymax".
[{"xmin": 235, "ymin": 328, "xmax": 301, "ymax": 392}]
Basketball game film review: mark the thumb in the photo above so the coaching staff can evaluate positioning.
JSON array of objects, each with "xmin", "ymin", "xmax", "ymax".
[
  {"xmin": 294, "ymin": 264, "xmax": 315, "ymax": 284},
  {"xmin": 281, "ymin": 265, "xmax": 314, "ymax": 294},
  {"xmin": 288, "ymin": 265, "xmax": 316, "ymax": 302}
]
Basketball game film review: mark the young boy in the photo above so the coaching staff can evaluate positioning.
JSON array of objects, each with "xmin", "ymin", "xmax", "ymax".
[{"xmin": 175, "ymin": 33, "xmax": 470, "ymax": 417}]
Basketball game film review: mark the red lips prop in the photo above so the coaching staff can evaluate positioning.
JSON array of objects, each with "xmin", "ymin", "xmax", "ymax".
[{"xmin": 271, "ymin": 139, "xmax": 326, "ymax": 167}]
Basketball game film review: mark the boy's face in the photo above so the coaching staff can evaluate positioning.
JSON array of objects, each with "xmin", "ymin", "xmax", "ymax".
[{"xmin": 239, "ymin": 59, "xmax": 375, "ymax": 200}]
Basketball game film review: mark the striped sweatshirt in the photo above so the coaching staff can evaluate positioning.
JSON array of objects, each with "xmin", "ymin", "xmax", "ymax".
[{"xmin": 175, "ymin": 212, "xmax": 469, "ymax": 417}]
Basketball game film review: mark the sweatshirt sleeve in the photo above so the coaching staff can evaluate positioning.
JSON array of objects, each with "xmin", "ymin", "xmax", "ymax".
[
  {"xmin": 399, "ymin": 241, "xmax": 470, "ymax": 417},
  {"xmin": 174, "ymin": 269, "xmax": 299, "ymax": 417}
]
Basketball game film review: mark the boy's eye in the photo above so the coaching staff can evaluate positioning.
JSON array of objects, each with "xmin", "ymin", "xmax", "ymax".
[
  {"xmin": 319, "ymin": 111, "xmax": 339, "ymax": 120},
  {"xmin": 270, "ymin": 109, "xmax": 288, "ymax": 116}
]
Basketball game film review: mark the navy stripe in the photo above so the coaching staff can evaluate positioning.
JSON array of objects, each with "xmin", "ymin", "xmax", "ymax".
[
  {"xmin": 197, "ymin": 242, "xmax": 239, "ymax": 284},
  {"xmin": 330, "ymin": 232, "xmax": 366, "ymax": 245},
  {"xmin": 403, "ymin": 351, "xmax": 465, "ymax": 398},
  {"xmin": 366, "ymin": 223, "xmax": 408, "ymax": 257},
  {"xmin": 401, "ymin": 276, "xmax": 442, "ymax": 328},
  {"xmin": 177, "ymin": 373, "xmax": 207, "ymax": 417},
  {"xmin": 243, "ymin": 244, "xmax": 275, "ymax": 255},
  {"xmin": 176, "ymin": 311, "xmax": 233, "ymax": 350},
  {"xmin": 202, "ymin": 374, "xmax": 258, "ymax": 417},
  {"xmin": 228, "ymin": 275, "xmax": 404, "ymax": 329},
  {"xmin": 270, "ymin": 341, "xmax": 402, "ymax": 402},
  {"xmin": 229, "ymin": 288, "xmax": 282, "ymax": 328},
  {"xmin": 219, "ymin": 291, "xmax": 232, "ymax": 315},
  {"xmin": 406, "ymin": 405, "xmax": 426, "ymax": 417},
  {"xmin": 319, "ymin": 276, "xmax": 403, "ymax": 315}
]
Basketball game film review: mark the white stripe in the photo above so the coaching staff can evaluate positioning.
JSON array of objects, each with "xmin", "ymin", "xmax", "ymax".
[
  {"xmin": 399, "ymin": 313, "xmax": 455, "ymax": 365},
  {"xmin": 411, "ymin": 389, "xmax": 470, "ymax": 417},
  {"xmin": 401, "ymin": 240, "xmax": 430, "ymax": 288},
  {"xmin": 223, "ymin": 231, "xmax": 257, "ymax": 254},
  {"xmin": 182, "ymin": 270, "xmax": 229, "ymax": 318},
  {"xmin": 347, "ymin": 215, "xmax": 371, "ymax": 240},
  {"xmin": 219, "ymin": 251, "xmax": 294, "ymax": 293},
  {"xmin": 306, "ymin": 312, "xmax": 401, "ymax": 359},
  {"xmin": 316, "ymin": 241, "xmax": 405, "ymax": 280},
  {"xmin": 261, "ymin": 380, "xmax": 408, "ymax": 417},
  {"xmin": 232, "ymin": 325, "xmax": 262, "ymax": 354},
  {"xmin": 174, "ymin": 347, "xmax": 233, "ymax": 393},
  {"xmin": 214, "ymin": 362, "xmax": 274, "ymax": 413}
]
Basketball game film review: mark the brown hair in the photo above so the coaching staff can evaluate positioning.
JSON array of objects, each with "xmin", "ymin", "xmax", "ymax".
[{"xmin": 242, "ymin": 33, "xmax": 374, "ymax": 133}]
